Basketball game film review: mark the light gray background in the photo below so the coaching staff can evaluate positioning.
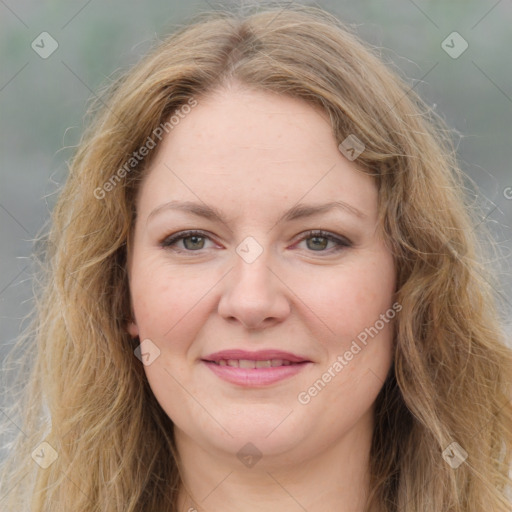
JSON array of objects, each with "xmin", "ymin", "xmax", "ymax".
[{"xmin": 1, "ymin": 0, "xmax": 511, "ymax": 370}]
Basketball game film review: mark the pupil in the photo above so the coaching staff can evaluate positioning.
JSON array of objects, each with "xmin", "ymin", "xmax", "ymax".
[
  {"xmin": 185, "ymin": 236, "xmax": 204, "ymax": 250},
  {"xmin": 308, "ymin": 236, "xmax": 327, "ymax": 250}
]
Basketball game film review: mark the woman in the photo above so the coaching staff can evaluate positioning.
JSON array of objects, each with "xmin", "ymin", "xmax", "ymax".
[{"xmin": 1, "ymin": 4, "xmax": 511, "ymax": 511}]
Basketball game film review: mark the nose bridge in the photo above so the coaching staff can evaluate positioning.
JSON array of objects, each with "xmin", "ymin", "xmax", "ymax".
[
  {"xmin": 232, "ymin": 235, "xmax": 275, "ymax": 300},
  {"xmin": 235, "ymin": 245, "xmax": 272, "ymax": 290},
  {"xmin": 217, "ymin": 235, "xmax": 289, "ymax": 328}
]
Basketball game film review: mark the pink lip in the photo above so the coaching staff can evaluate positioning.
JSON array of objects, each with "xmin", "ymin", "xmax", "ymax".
[{"xmin": 201, "ymin": 349, "xmax": 312, "ymax": 387}]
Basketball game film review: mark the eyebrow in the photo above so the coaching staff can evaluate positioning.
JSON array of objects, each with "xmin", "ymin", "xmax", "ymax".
[{"xmin": 147, "ymin": 199, "xmax": 366, "ymax": 227}]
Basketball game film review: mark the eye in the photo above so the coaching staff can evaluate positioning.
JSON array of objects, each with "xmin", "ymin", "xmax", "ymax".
[
  {"xmin": 294, "ymin": 230, "xmax": 352, "ymax": 253},
  {"xmin": 160, "ymin": 230, "xmax": 216, "ymax": 252},
  {"xmin": 160, "ymin": 229, "xmax": 352, "ymax": 255}
]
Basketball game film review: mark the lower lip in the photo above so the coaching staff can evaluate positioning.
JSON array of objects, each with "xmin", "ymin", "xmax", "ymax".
[{"xmin": 202, "ymin": 361, "xmax": 311, "ymax": 387}]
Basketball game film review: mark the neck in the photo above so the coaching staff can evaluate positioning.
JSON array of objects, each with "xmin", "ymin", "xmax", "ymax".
[{"xmin": 175, "ymin": 409, "xmax": 377, "ymax": 512}]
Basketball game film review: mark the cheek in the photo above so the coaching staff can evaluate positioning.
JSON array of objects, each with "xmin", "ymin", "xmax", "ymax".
[
  {"xmin": 297, "ymin": 260, "xmax": 396, "ymax": 426},
  {"xmin": 298, "ymin": 254, "xmax": 396, "ymax": 343},
  {"xmin": 129, "ymin": 254, "xmax": 216, "ymax": 341}
]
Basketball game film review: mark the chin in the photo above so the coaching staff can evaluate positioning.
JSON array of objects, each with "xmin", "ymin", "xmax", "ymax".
[{"xmin": 193, "ymin": 406, "xmax": 310, "ymax": 460}]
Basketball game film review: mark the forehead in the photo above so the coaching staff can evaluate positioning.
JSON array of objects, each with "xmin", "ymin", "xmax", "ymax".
[{"xmin": 136, "ymin": 87, "xmax": 377, "ymax": 222}]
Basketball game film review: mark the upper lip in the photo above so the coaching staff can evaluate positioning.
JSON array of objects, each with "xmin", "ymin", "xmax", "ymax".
[{"xmin": 202, "ymin": 349, "xmax": 311, "ymax": 363}]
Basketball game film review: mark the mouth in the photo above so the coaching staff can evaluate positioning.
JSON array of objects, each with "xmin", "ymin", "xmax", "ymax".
[
  {"xmin": 201, "ymin": 350, "xmax": 312, "ymax": 387},
  {"xmin": 205, "ymin": 358, "xmax": 306, "ymax": 368}
]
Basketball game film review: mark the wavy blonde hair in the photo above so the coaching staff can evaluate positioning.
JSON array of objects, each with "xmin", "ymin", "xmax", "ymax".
[{"xmin": 1, "ymin": 3, "xmax": 511, "ymax": 511}]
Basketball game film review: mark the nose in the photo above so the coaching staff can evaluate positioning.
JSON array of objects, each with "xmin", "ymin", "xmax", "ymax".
[{"xmin": 217, "ymin": 246, "xmax": 291, "ymax": 330}]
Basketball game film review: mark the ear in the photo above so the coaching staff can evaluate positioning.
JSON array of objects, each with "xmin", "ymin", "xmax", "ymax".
[
  {"xmin": 125, "ymin": 251, "xmax": 138, "ymax": 338},
  {"xmin": 127, "ymin": 320, "xmax": 139, "ymax": 338}
]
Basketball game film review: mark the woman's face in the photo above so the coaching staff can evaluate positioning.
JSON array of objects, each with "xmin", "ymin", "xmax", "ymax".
[{"xmin": 127, "ymin": 85, "xmax": 396, "ymax": 466}]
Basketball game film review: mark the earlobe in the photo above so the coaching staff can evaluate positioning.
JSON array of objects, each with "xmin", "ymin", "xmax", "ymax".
[{"xmin": 127, "ymin": 320, "xmax": 139, "ymax": 338}]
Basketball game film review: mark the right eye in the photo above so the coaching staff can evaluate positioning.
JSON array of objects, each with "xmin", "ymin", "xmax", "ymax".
[{"xmin": 160, "ymin": 230, "xmax": 217, "ymax": 253}]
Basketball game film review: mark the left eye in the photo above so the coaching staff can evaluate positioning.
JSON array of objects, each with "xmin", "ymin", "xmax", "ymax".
[
  {"xmin": 295, "ymin": 230, "xmax": 351, "ymax": 252},
  {"xmin": 160, "ymin": 229, "xmax": 351, "ymax": 254}
]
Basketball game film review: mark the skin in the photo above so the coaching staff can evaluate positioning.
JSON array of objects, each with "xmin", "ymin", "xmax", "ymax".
[{"xmin": 127, "ymin": 82, "xmax": 396, "ymax": 512}]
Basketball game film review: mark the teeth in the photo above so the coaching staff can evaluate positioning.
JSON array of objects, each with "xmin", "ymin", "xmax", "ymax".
[
  {"xmin": 214, "ymin": 359, "xmax": 296, "ymax": 368},
  {"xmin": 239, "ymin": 359, "xmax": 256, "ymax": 369}
]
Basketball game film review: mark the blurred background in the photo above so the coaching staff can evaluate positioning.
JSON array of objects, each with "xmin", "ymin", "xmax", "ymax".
[{"xmin": 1, "ymin": 0, "xmax": 511, "ymax": 374}]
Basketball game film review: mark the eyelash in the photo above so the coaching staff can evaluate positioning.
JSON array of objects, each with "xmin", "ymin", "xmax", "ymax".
[{"xmin": 160, "ymin": 229, "xmax": 352, "ymax": 255}]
